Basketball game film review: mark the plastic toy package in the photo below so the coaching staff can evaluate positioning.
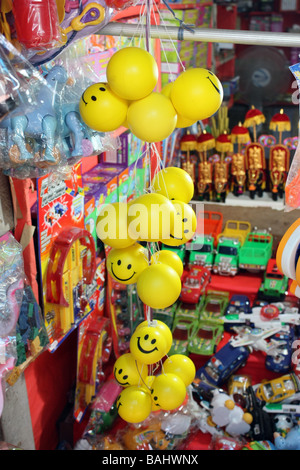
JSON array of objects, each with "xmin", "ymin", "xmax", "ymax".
[
  {"xmin": 0, "ymin": 36, "xmax": 121, "ymax": 179},
  {"xmin": 284, "ymin": 62, "xmax": 300, "ymax": 211},
  {"xmin": 80, "ymin": 386, "xmax": 202, "ymax": 450},
  {"xmin": 12, "ymin": 0, "xmax": 62, "ymax": 51},
  {"xmin": 24, "ymin": 0, "xmax": 113, "ymax": 67},
  {"xmin": 6, "ymin": 282, "xmax": 49, "ymax": 386},
  {"xmin": 0, "ymin": 231, "xmax": 25, "ymax": 417}
]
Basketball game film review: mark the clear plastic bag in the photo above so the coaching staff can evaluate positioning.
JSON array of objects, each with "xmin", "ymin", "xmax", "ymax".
[
  {"xmin": 0, "ymin": 38, "xmax": 120, "ymax": 178},
  {"xmin": 12, "ymin": 0, "xmax": 62, "ymax": 50},
  {"xmin": 0, "ymin": 231, "xmax": 25, "ymax": 417},
  {"xmin": 285, "ymin": 62, "xmax": 300, "ymax": 211}
]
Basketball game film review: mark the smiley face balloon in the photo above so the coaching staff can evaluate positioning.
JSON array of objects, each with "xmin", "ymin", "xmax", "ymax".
[
  {"xmin": 136, "ymin": 263, "xmax": 181, "ymax": 310},
  {"xmin": 127, "ymin": 193, "xmax": 176, "ymax": 242},
  {"xmin": 170, "ymin": 68, "xmax": 223, "ymax": 122},
  {"xmin": 96, "ymin": 202, "xmax": 135, "ymax": 250},
  {"xmin": 136, "ymin": 319, "xmax": 173, "ymax": 354},
  {"xmin": 79, "ymin": 82, "xmax": 128, "ymax": 132},
  {"xmin": 160, "ymin": 200, "xmax": 197, "ymax": 247},
  {"xmin": 150, "ymin": 373, "xmax": 186, "ymax": 411},
  {"xmin": 151, "ymin": 249, "xmax": 184, "ymax": 278},
  {"xmin": 116, "ymin": 385, "xmax": 152, "ymax": 423},
  {"xmin": 107, "ymin": 243, "xmax": 148, "ymax": 284},
  {"xmin": 130, "ymin": 324, "xmax": 168, "ymax": 364},
  {"xmin": 162, "ymin": 354, "xmax": 196, "ymax": 387},
  {"xmin": 114, "ymin": 353, "xmax": 148, "ymax": 387},
  {"xmin": 106, "ymin": 46, "xmax": 159, "ymax": 101}
]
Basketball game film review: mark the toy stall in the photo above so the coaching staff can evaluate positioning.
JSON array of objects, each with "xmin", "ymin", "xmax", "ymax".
[{"xmin": 2, "ymin": 0, "xmax": 300, "ymax": 453}]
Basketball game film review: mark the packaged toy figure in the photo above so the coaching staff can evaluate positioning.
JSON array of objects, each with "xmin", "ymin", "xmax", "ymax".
[
  {"xmin": 230, "ymin": 123, "xmax": 250, "ymax": 196},
  {"xmin": 244, "ymin": 107, "xmax": 266, "ymax": 199},
  {"xmin": 269, "ymin": 110, "xmax": 291, "ymax": 201}
]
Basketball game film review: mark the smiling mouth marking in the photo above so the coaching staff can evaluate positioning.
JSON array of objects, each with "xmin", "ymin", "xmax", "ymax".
[
  {"xmin": 170, "ymin": 234, "xmax": 183, "ymax": 240},
  {"xmin": 81, "ymin": 92, "xmax": 87, "ymax": 105},
  {"xmin": 207, "ymin": 76, "xmax": 221, "ymax": 94},
  {"xmin": 137, "ymin": 337, "xmax": 158, "ymax": 354},
  {"xmin": 111, "ymin": 263, "xmax": 136, "ymax": 282},
  {"xmin": 114, "ymin": 367, "xmax": 130, "ymax": 386}
]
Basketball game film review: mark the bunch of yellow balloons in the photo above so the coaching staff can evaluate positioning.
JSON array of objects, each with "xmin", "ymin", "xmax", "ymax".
[
  {"xmin": 96, "ymin": 166, "xmax": 197, "ymax": 309},
  {"xmin": 113, "ymin": 320, "xmax": 196, "ymax": 423},
  {"xmin": 79, "ymin": 46, "xmax": 223, "ymax": 143}
]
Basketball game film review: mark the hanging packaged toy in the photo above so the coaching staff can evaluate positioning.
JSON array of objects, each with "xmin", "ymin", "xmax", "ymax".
[
  {"xmin": 26, "ymin": 0, "xmax": 113, "ymax": 66},
  {"xmin": 0, "ymin": 231, "xmax": 25, "ymax": 417},
  {"xmin": 0, "ymin": 38, "xmax": 120, "ymax": 178},
  {"xmin": 284, "ymin": 62, "xmax": 300, "ymax": 210},
  {"xmin": 12, "ymin": 0, "xmax": 61, "ymax": 50}
]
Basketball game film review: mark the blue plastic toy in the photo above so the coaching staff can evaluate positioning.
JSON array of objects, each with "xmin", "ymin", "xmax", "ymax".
[{"xmin": 274, "ymin": 426, "xmax": 300, "ymax": 450}]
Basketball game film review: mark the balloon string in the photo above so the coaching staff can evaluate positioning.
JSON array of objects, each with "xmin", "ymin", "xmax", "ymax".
[{"xmin": 137, "ymin": 361, "xmax": 152, "ymax": 391}]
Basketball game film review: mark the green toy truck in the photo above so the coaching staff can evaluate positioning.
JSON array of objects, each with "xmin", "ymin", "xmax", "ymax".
[
  {"xmin": 239, "ymin": 231, "xmax": 273, "ymax": 272},
  {"xmin": 187, "ymin": 234, "xmax": 215, "ymax": 270},
  {"xmin": 213, "ymin": 236, "xmax": 241, "ymax": 276}
]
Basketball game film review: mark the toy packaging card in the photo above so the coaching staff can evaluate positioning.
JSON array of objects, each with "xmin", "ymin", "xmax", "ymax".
[
  {"xmin": 36, "ymin": 162, "xmax": 97, "ymax": 351},
  {"xmin": 74, "ymin": 312, "xmax": 112, "ymax": 422}
]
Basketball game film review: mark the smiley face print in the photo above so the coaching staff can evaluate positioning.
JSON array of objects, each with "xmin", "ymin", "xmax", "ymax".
[
  {"xmin": 160, "ymin": 200, "xmax": 197, "ymax": 247},
  {"xmin": 79, "ymin": 82, "xmax": 128, "ymax": 132},
  {"xmin": 116, "ymin": 385, "xmax": 152, "ymax": 423},
  {"xmin": 113, "ymin": 353, "xmax": 148, "ymax": 388},
  {"xmin": 107, "ymin": 243, "xmax": 148, "ymax": 285},
  {"xmin": 150, "ymin": 373, "xmax": 186, "ymax": 411},
  {"xmin": 130, "ymin": 325, "xmax": 168, "ymax": 365}
]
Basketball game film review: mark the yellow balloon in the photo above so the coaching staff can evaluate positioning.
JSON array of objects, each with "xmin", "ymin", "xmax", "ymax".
[
  {"xmin": 161, "ymin": 83, "xmax": 196, "ymax": 128},
  {"xmin": 170, "ymin": 68, "xmax": 223, "ymax": 122},
  {"xmin": 163, "ymin": 355, "xmax": 196, "ymax": 386},
  {"xmin": 127, "ymin": 92, "xmax": 177, "ymax": 143},
  {"xmin": 136, "ymin": 319, "xmax": 173, "ymax": 354},
  {"xmin": 141, "ymin": 376, "xmax": 160, "ymax": 411},
  {"xmin": 160, "ymin": 200, "xmax": 197, "ymax": 247},
  {"xmin": 151, "ymin": 249, "xmax": 183, "ymax": 278},
  {"xmin": 136, "ymin": 263, "xmax": 181, "ymax": 309},
  {"xmin": 127, "ymin": 193, "xmax": 176, "ymax": 242},
  {"xmin": 114, "ymin": 353, "xmax": 148, "ymax": 387},
  {"xmin": 107, "ymin": 243, "xmax": 148, "ymax": 284},
  {"xmin": 150, "ymin": 373, "xmax": 186, "ymax": 411},
  {"xmin": 96, "ymin": 202, "xmax": 135, "ymax": 249},
  {"xmin": 116, "ymin": 385, "xmax": 152, "ymax": 423},
  {"xmin": 130, "ymin": 325, "xmax": 168, "ymax": 365},
  {"xmin": 106, "ymin": 46, "xmax": 159, "ymax": 101},
  {"xmin": 79, "ymin": 82, "xmax": 128, "ymax": 132},
  {"xmin": 151, "ymin": 167, "xmax": 194, "ymax": 203}
]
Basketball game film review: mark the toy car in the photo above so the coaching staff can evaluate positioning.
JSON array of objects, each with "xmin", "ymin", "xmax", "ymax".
[
  {"xmin": 224, "ymin": 294, "xmax": 252, "ymax": 332},
  {"xmin": 169, "ymin": 316, "xmax": 197, "ymax": 356},
  {"xmin": 254, "ymin": 373, "xmax": 300, "ymax": 404},
  {"xmin": 187, "ymin": 234, "xmax": 215, "ymax": 270},
  {"xmin": 180, "ymin": 265, "xmax": 211, "ymax": 304},
  {"xmin": 213, "ymin": 237, "xmax": 241, "ymax": 276},
  {"xmin": 225, "ymin": 294, "xmax": 252, "ymax": 315},
  {"xmin": 258, "ymin": 259, "xmax": 289, "ymax": 301},
  {"xmin": 196, "ymin": 342, "xmax": 250, "ymax": 387},
  {"xmin": 188, "ymin": 320, "xmax": 224, "ymax": 355},
  {"xmin": 199, "ymin": 291, "xmax": 229, "ymax": 324},
  {"xmin": 239, "ymin": 230, "xmax": 273, "ymax": 272},
  {"xmin": 265, "ymin": 326, "xmax": 295, "ymax": 373},
  {"xmin": 227, "ymin": 374, "xmax": 252, "ymax": 408}
]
